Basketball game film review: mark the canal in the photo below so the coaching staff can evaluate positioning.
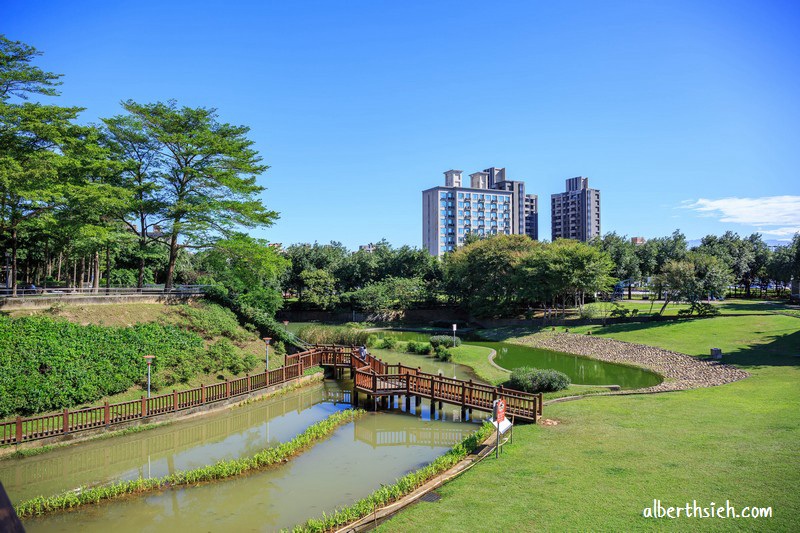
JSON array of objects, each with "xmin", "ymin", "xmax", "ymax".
[{"xmin": 14, "ymin": 379, "xmax": 482, "ymax": 532}]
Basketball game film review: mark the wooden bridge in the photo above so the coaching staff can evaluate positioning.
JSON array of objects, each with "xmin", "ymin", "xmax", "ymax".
[{"xmin": 301, "ymin": 345, "xmax": 542, "ymax": 423}]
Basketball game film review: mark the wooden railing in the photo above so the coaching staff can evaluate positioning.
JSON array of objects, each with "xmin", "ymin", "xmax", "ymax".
[
  {"xmin": 0, "ymin": 356, "xmax": 320, "ymax": 446},
  {"xmin": 348, "ymin": 361, "xmax": 542, "ymax": 423}
]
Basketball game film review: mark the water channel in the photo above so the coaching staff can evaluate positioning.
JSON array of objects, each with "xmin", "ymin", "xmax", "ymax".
[{"xmin": 12, "ymin": 379, "xmax": 482, "ymax": 532}]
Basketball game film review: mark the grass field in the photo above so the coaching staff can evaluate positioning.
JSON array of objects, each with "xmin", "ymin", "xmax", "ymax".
[{"xmin": 379, "ymin": 309, "xmax": 800, "ymax": 531}]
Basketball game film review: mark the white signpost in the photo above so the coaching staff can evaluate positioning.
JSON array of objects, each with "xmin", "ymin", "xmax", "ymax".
[{"xmin": 492, "ymin": 398, "xmax": 512, "ymax": 458}]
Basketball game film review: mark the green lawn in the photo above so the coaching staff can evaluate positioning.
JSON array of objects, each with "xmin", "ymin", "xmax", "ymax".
[
  {"xmin": 379, "ymin": 313, "xmax": 800, "ymax": 532},
  {"xmin": 583, "ymin": 298, "xmax": 789, "ymax": 318}
]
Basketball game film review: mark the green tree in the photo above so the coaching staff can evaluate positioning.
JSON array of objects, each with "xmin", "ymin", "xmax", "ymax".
[
  {"xmin": 101, "ymin": 113, "xmax": 167, "ymax": 288},
  {"xmin": 299, "ymin": 268, "xmax": 338, "ymax": 310},
  {"xmin": 0, "ymin": 36, "xmax": 123, "ymax": 294},
  {"xmin": 591, "ymin": 232, "xmax": 641, "ymax": 299},
  {"xmin": 198, "ymin": 233, "xmax": 288, "ymax": 315},
  {"xmin": 120, "ymin": 100, "xmax": 277, "ymax": 289},
  {"xmin": 444, "ymin": 234, "xmax": 538, "ymax": 316}
]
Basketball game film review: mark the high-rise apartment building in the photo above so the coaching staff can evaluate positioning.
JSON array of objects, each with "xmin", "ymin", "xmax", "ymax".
[
  {"xmin": 551, "ymin": 177, "xmax": 601, "ymax": 242},
  {"xmin": 422, "ymin": 167, "xmax": 539, "ymax": 256},
  {"xmin": 524, "ymin": 194, "xmax": 539, "ymax": 240}
]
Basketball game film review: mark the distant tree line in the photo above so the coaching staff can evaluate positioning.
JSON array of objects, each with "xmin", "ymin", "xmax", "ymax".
[{"xmin": 283, "ymin": 231, "xmax": 800, "ymax": 319}]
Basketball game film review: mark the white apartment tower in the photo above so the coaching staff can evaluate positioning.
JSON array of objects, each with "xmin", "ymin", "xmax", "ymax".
[
  {"xmin": 551, "ymin": 177, "xmax": 601, "ymax": 242},
  {"xmin": 422, "ymin": 167, "xmax": 539, "ymax": 256}
]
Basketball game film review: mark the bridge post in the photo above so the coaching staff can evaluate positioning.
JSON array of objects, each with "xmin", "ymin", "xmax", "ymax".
[{"xmin": 351, "ymin": 388, "xmax": 358, "ymax": 407}]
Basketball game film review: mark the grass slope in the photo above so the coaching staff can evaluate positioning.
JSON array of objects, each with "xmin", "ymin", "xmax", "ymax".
[{"xmin": 379, "ymin": 313, "xmax": 800, "ymax": 532}]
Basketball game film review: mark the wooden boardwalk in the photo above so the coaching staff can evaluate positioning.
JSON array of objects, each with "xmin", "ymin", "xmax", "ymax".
[{"xmin": 312, "ymin": 345, "xmax": 542, "ymax": 423}]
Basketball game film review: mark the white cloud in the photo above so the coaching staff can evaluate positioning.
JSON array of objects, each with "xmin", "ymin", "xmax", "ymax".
[{"xmin": 683, "ymin": 196, "xmax": 800, "ymax": 237}]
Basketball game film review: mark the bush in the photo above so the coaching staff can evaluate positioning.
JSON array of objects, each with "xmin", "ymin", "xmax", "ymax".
[
  {"xmin": 379, "ymin": 337, "xmax": 397, "ymax": 350},
  {"xmin": 406, "ymin": 341, "xmax": 419, "ymax": 353},
  {"xmin": 416, "ymin": 343, "xmax": 433, "ymax": 355},
  {"xmin": 434, "ymin": 344, "xmax": 452, "ymax": 362},
  {"xmin": 509, "ymin": 367, "xmax": 570, "ymax": 393},
  {"xmin": 429, "ymin": 335, "xmax": 461, "ymax": 348}
]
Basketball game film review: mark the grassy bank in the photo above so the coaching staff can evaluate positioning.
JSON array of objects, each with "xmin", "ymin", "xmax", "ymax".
[
  {"xmin": 378, "ymin": 312, "xmax": 800, "ymax": 531},
  {"xmin": 17, "ymin": 408, "xmax": 366, "ymax": 518}
]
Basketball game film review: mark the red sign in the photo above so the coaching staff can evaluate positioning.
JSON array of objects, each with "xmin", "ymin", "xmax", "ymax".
[{"xmin": 494, "ymin": 398, "xmax": 506, "ymax": 423}]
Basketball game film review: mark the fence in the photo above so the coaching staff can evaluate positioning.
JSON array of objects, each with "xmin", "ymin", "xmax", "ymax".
[
  {"xmin": 0, "ymin": 285, "xmax": 210, "ymax": 299},
  {"xmin": 0, "ymin": 347, "xmax": 323, "ymax": 446}
]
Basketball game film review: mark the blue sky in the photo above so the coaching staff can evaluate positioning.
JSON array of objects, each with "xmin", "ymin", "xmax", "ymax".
[{"xmin": 6, "ymin": 0, "xmax": 800, "ymax": 248}]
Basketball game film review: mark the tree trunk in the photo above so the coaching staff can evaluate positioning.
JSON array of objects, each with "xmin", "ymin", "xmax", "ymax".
[
  {"xmin": 56, "ymin": 252, "xmax": 63, "ymax": 282},
  {"xmin": 106, "ymin": 245, "xmax": 111, "ymax": 293},
  {"xmin": 165, "ymin": 231, "xmax": 179, "ymax": 290},
  {"xmin": 138, "ymin": 214, "xmax": 147, "ymax": 289},
  {"xmin": 628, "ymin": 285, "xmax": 632, "ymax": 299},
  {"xmin": 92, "ymin": 251, "xmax": 100, "ymax": 293},
  {"xmin": 78, "ymin": 257, "xmax": 85, "ymax": 290},
  {"xmin": 659, "ymin": 294, "xmax": 671, "ymax": 315},
  {"xmin": 11, "ymin": 228, "xmax": 17, "ymax": 297}
]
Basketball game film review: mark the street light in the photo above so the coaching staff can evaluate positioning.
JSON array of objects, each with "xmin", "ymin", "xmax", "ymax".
[
  {"xmin": 143, "ymin": 355, "xmax": 155, "ymax": 398},
  {"xmin": 263, "ymin": 337, "xmax": 271, "ymax": 372},
  {"xmin": 452, "ymin": 324, "xmax": 457, "ymax": 378},
  {"xmin": 282, "ymin": 320, "xmax": 289, "ymax": 332}
]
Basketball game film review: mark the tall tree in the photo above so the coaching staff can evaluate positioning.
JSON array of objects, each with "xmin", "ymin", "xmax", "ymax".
[
  {"xmin": 120, "ymin": 100, "xmax": 277, "ymax": 288},
  {"xmin": 102, "ymin": 113, "xmax": 166, "ymax": 288},
  {"xmin": 0, "ymin": 36, "xmax": 90, "ymax": 294}
]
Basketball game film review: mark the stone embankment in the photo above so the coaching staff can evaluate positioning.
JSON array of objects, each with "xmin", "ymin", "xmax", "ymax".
[{"xmin": 517, "ymin": 332, "xmax": 749, "ymax": 393}]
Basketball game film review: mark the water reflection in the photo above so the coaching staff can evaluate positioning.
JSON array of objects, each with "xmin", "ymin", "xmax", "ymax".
[
  {"xmin": 1, "ymin": 381, "xmax": 352, "ymax": 502},
  {"xmin": 25, "ymin": 406, "xmax": 479, "ymax": 532}
]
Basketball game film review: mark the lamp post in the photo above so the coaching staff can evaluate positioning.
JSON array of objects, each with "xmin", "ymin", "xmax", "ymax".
[
  {"xmin": 263, "ymin": 337, "xmax": 271, "ymax": 372},
  {"xmin": 452, "ymin": 324, "xmax": 457, "ymax": 378},
  {"xmin": 282, "ymin": 320, "xmax": 289, "ymax": 332},
  {"xmin": 143, "ymin": 355, "xmax": 155, "ymax": 398}
]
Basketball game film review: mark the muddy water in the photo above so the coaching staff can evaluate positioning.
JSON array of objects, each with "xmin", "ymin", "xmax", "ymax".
[
  {"xmin": 24, "ymin": 400, "xmax": 480, "ymax": 532},
  {"xmin": 1, "ymin": 380, "xmax": 352, "ymax": 502}
]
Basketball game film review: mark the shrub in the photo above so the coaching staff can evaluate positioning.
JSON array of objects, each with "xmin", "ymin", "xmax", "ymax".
[
  {"xmin": 0, "ymin": 316, "xmax": 210, "ymax": 417},
  {"xmin": 429, "ymin": 335, "xmax": 461, "ymax": 348},
  {"xmin": 379, "ymin": 337, "xmax": 397, "ymax": 350},
  {"xmin": 416, "ymin": 343, "xmax": 433, "ymax": 355},
  {"xmin": 434, "ymin": 344, "xmax": 452, "ymax": 361},
  {"xmin": 405, "ymin": 341, "xmax": 419, "ymax": 353},
  {"xmin": 509, "ymin": 367, "xmax": 571, "ymax": 393}
]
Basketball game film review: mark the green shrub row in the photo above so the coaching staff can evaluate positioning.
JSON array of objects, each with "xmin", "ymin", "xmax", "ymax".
[
  {"xmin": 509, "ymin": 367, "xmax": 571, "ymax": 393},
  {"xmin": 429, "ymin": 335, "xmax": 461, "ymax": 348},
  {"xmin": 293, "ymin": 422, "xmax": 495, "ymax": 532},
  {"xmin": 0, "ymin": 314, "xmax": 257, "ymax": 418},
  {"xmin": 15, "ymin": 408, "xmax": 366, "ymax": 518}
]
